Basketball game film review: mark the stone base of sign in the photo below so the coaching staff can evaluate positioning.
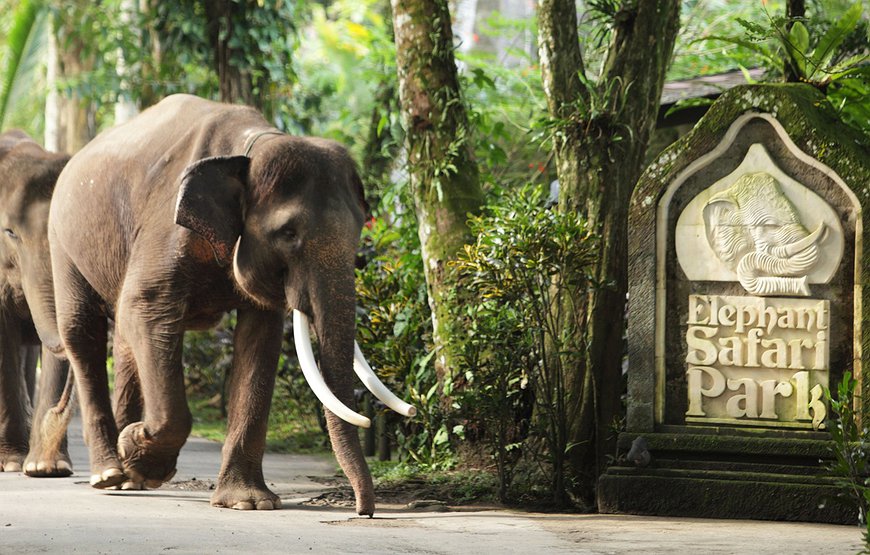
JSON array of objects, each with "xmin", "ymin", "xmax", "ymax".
[{"xmin": 597, "ymin": 432, "xmax": 853, "ymax": 524}]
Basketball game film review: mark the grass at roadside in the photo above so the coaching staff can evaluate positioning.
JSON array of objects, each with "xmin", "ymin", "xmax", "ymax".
[
  {"xmin": 188, "ymin": 393, "xmax": 328, "ymax": 454},
  {"xmin": 188, "ymin": 393, "xmax": 500, "ymax": 507}
]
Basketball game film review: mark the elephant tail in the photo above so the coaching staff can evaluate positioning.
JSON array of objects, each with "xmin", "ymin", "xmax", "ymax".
[{"xmin": 41, "ymin": 369, "xmax": 76, "ymax": 447}]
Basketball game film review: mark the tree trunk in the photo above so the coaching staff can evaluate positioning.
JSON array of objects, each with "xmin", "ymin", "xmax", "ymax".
[
  {"xmin": 137, "ymin": 0, "xmax": 163, "ymax": 109},
  {"xmin": 44, "ymin": 25, "xmax": 60, "ymax": 152},
  {"xmin": 390, "ymin": 0, "xmax": 484, "ymax": 381},
  {"xmin": 537, "ymin": 0, "xmax": 680, "ymax": 505},
  {"xmin": 114, "ymin": 0, "xmax": 139, "ymax": 124},
  {"xmin": 45, "ymin": 6, "xmax": 96, "ymax": 154},
  {"xmin": 784, "ymin": 0, "xmax": 806, "ymax": 82},
  {"xmin": 203, "ymin": 0, "xmax": 265, "ymax": 112}
]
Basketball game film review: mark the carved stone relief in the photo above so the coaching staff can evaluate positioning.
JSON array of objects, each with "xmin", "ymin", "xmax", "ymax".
[{"xmin": 675, "ymin": 143, "xmax": 844, "ymax": 297}]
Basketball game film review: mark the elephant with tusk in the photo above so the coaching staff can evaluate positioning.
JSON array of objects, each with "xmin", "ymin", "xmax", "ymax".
[
  {"xmin": 703, "ymin": 171, "xmax": 827, "ymax": 297},
  {"xmin": 47, "ymin": 94, "xmax": 413, "ymax": 516}
]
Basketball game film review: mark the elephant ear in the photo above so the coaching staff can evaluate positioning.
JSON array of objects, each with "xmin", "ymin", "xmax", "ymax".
[
  {"xmin": 175, "ymin": 155, "xmax": 250, "ymax": 266},
  {"xmin": 703, "ymin": 193, "xmax": 751, "ymax": 269},
  {"xmin": 350, "ymin": 169, "xmax": 370, "ymax": 217}
]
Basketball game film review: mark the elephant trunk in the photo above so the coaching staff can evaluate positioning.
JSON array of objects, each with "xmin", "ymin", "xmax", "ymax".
[
  {"xmin": 310, "ymin": 282, "xmax": 375, "ymax": 517},
  {"xmin": 20, "ymin": 255, "xmax": 64, "ymax": 357}
]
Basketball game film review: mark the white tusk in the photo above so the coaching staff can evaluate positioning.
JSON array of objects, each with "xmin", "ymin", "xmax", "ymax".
[
  {"xmin": 292, "ymin": 310, "xmax": 371, "ymax": 428},
  {"xmin": 353, "ymin": 343, "xmax": 417, "ymax": 418}
]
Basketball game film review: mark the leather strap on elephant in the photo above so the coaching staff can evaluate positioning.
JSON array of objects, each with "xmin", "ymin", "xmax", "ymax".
[{"xmin": 243, "ymin": 130, "xmax": 285, "ymax": 157}]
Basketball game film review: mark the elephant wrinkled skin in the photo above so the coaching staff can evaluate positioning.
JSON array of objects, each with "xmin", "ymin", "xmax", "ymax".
[
  {"xmin": 0, "ymin": 130, "xmax": 72, "ymax": 477},
  {"xmin": 48, "ymin": 95, "xmax": 379, "ymax": 514}
]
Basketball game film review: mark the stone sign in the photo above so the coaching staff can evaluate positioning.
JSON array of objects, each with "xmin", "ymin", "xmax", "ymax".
[{"xmin": 598, "ymin": 84, "xmax": 870, "ymax": 523}]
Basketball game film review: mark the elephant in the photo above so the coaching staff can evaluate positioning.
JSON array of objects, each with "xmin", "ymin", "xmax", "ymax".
[
  {"xmin": 0, "ymin": 130, "xmax": 73, "ymax": 477},
  {"xmin": 47, "ymin": 94, "xmax": 414, "ymax": 515},
  {"xmin": 703, "ymin": 171, "xmax": 826, "ymax": 297}
]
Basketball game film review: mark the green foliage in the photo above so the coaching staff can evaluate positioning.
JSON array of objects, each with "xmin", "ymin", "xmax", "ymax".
[
  {"xmin": 185, "ymin": 313, "xmax": 325, "ymax": 452},
  {"xmin": 283, "ymin": 0, "xmax": 397, "ymax": 160},
  {"xmin": 355, "ymin": 215, "xmax": 454, "ymax": 469},
  {"xmin": 670, "ymin": 0, "xmax": 777, "ymax": 81},
  {"xmin": 0, "ymin": 0, "xmax": 45, "ymax": 129},
  {"xmin": 720, "ymin": 2, "xmax": 868, "ymax": 87},
  {"xmin": 453, "ymin": 185, "xmax": 600, "ymax": 506},
  {"xmin": 369, "ymin": 460, "xmax": 498, "ymax": 505},
  {"xmin": 825, "ymin": 372, "xmax": 870, "ymax": 549},
  {"xmin": 695, "ymin": 1, "xmax": 870, "ymax": 136},
  {"xmin": 456, "ymin": 14, "xmax": 552, "ymax": 188}
]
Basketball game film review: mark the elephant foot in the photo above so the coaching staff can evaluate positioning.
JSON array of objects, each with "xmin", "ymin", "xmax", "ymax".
[
  {"xmin": 211, "ymin": 479, "xmax": 282, "ymax": 510},
  {"xmin": 0, "ymin": 450, "xmax": 26, "ymax": 472},
  {"xmin": 23, "ymin": 457, "xmax": 73, "ymax": 478},
  {"xmin": 23, "ymin": 444, "xmax": 73, "ymax": 478},
  {"xmin": 90, "ymin": 466, "xmax": 126, "ymax": 488},
  {"xmin": 117, "ymin": 422, "xmax": 179, "ymax": 489},
  {"xmin": 355, "ymin": 494, "xmax": 375, "ymax": 518}
]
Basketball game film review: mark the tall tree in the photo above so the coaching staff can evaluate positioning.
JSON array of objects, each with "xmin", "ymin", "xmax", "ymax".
[
  {"xmin": 203, "ymin": 0, "xmax": 263, "ymax": 109},
  {"xmin": 390, "ymin": 0, "xmax": 484, "ymax": 380},
  {"xmin": 45, "ymin": 2, "xmax": 96, "ymax": 153},
  {"xmin": 113, "ymin": 0, "xmax": 139, "ymax": 124},
  {"xmin": 537, "ymin": 0, "xmax": 680, "ymax": 503}
]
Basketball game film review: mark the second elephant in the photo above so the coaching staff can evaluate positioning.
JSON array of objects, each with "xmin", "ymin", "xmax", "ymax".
[{"xmin": 0, "ymin": 130, "xmax": 73, "ymax": 477}]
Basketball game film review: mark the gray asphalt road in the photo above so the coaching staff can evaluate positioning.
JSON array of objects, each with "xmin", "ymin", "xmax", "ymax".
[{"xmin": 0, "ymin": 417, "xmax": 863, "ymax": 554}]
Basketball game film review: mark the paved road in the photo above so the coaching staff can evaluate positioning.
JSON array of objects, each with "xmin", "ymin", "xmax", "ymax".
[{"xmin": 0, "ymin": 418, "xmax": 863, "ymax": 554}]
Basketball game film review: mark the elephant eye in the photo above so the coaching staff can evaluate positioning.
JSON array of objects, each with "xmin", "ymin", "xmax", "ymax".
[
  {"xmin": 3, "ymin": 228, "xmax": 17, "ymax": 240},
  {"xmin": 278, "ymin": 224, "xmax": 298, "ymax": 241}
]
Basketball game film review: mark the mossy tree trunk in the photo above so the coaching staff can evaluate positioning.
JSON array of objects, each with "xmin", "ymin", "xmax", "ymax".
[
  {"xmin": 390, "ymin": 0, "xmax": 484, "ymax": 381},
  {"xmin": 537, "ymin": 0, "xmax": 680, "ymax": 505}
]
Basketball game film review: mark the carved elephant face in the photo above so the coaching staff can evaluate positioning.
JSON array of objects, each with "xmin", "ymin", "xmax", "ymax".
[{"xmin": 703, "ymin": 172, "xmax": 826, "ymax": 297}]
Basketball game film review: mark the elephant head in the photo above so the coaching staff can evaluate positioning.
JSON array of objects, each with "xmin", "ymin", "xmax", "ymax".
[
  {"xmin": 703, "ymin": 171, "xmax": 826, "ymax": 297},
  {"xmin": 173, "ymin": 135, "xmax": 413, "ymax": 514},
  {"xmin": 0, "ymin": 131, "xmax": 68, "ymax": 352}
]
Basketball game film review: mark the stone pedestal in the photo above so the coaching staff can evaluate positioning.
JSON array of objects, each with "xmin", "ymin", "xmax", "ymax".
[{"xmin": 598, "ymin": 84, "xmax": 870, "ymax": 523}]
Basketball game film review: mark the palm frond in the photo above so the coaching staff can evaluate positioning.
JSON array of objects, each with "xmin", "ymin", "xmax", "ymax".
[{"xmin": 0, "ymin": 0, "xmax": 46, "ymax": 129}]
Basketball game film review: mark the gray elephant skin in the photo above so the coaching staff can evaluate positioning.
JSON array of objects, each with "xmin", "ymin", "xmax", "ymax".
[
  {"xmin": 0, "ymin": 130, "xmax": 72, "ymax": 477},
  {"xmin": 48, "ymin": 94, "xmax": 383, "ymax": 515}
]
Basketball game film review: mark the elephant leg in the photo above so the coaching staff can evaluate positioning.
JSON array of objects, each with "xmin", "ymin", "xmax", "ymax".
[
  {"xmin": 111, "ymin": 332, "xmax": 142, "ymax": 432},
  {"xmin": 114, "ymin": 289, "xmax": 190, "ymax": 490},
  {"xmin": 0, "ymin": 315, "xmax": 29, "ymax": 472},
  {"xmin": 211, "ymin": 307, "xmax": 282, "ymax": 510},
  {"xmin": 109, "ymin": 331, "xmax": 145, "ymax": 491},
  {"xmin": 21, "ymin": 345, "xmax": 38, "ymax": 406},
  {"xmin": 52, "ymin": 251, "xmax": 119, "ymax": 488},
  {"xmin": 23, "ymin": 348, "xmax": 73, "ymax": 477}
]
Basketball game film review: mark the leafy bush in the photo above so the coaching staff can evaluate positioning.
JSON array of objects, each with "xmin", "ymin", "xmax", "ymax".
[
  {"xmin": 453, "ymin": 184, "xmax": 599, "ymax": 505},
  {"xmin": 700, "ymin": 2, "xmax": 870, "ymax": 138},
  {"xmin": 826, "ymin": 372, "xmax": 870, "ymax": 549},
  {"xmin": 355, "ymin": 214, "xmax": 453, "ymax": 469}
]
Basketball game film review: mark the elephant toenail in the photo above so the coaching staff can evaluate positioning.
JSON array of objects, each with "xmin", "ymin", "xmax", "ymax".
[
  {"xmin": 57, "ymin": 461, "xmax": 72, "ymax": 473},
  {"xmin": 255, "ymin": 500, "xmax": 274, "ymax": 510},
  {"xmin": 232, "ymin": 501, "xmax": 255, "ymax": 510},
  {"xmin": 4, "ymin": 462, "xmax": 22, "ymax": 472}
]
